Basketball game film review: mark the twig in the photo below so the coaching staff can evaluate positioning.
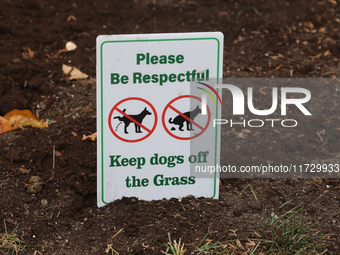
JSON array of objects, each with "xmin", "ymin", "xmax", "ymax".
[
  {"xmin": 111, "ymin": 228, "xmax": 124, "ymax": 240},
  {"xmin": 53, "ymin": 145, "xmax": 55, "ymax": 169}
]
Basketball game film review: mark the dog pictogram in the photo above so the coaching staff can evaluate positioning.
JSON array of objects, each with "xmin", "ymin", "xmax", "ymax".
[
  {"xmin": 168, "ymin": 105, "xmax": 201, "ymax": 131},
  {"xmin": 114, "ymin": 107, "xmax": 152, "ymax": 134}
]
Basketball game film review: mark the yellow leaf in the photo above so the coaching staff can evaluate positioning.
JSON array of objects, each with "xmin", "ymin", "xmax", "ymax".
[
  {"xmin": 82, "ymin": 132, "xmax": 97, "ymax": 142},
  {"xmin": 0, "ymin": 109, "xmax": 48, "ymax": 134}
]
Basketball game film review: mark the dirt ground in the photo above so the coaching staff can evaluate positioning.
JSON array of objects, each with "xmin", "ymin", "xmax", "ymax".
[{"xmin": 0, "ymin": 0, "xmax": 340, "ymax": 254}]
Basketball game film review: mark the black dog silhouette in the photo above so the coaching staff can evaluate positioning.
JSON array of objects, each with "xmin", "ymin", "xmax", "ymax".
[
  {"xmin": 114, "ymin": 107, "xmax": 152, "ymax": 134},
  {"xmin": 169, "ymin": 105, "xmax": 201, "ymax": 131}
]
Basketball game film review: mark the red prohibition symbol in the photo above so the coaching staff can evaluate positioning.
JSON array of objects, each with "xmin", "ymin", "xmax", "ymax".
[
  {"xmin": 162, "ymin": 95, "xmax": 211, "ymax": 140},
  {"xmin": 108, "ymin": 97, "xmax": 158, "ymax": 143}
]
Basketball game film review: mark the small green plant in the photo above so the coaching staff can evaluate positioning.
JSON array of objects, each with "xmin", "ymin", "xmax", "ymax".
[
  {"xmin": 0, "ymin": 220, "xmax": 27, "ymax": 255},
  {"xmin": 259, "ymin": 200, "xmax": 330, "ymax": 254},
  {"xmin": 162, "ymin": 200, "xmax": 330, "ymax": 254},
  {"xmin": 193, "ymin": 231, "xmax": 229, "ymax": 254},
  {"xmin": 238, "ymin": 7, "xmax": 261, "ymax": 17},
  {"xmin": 162, "ymin": 233, "xmax": 186, "ymax": 255},
  {"xmin": 239, "ymin": 183, "xmax": 258, "ymax": 201}
]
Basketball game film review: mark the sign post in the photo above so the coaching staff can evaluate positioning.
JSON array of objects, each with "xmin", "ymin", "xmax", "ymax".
[{"xmin": 97, "ymin": 32, "xmax": 223, "ymax": 207}]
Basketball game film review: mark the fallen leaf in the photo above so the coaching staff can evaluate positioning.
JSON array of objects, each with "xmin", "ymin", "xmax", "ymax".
[
  {"xmin": 62, "ymin": 64, "xmax": 73, "ymax": 75},
  {"xmin": 309, "ymin": 53, "xmax": 322, "ymax": 59},
  {"xmin": 22, "ymin": 46, "xmax": 35, "ymax": 59},
  {"xmin": 245, "ymin": 239, "xmax": 256, "ymax": 249},
  {"xmin": 218, "ymin": 11, "xmax": 228, "ymax": 16},
  {"xmin": 254, "ymin": 231, "xmax": 262, "ymax": 237},
  {"xmin": 67, "ymin": 15, "xmax": 77, "ymax": 22},
  {"xmin": 275, "ymin": 64, "xmax": 282, "ymax": 70},
  {"xmin": 236, "ymin": 134, "xmax": 247, "ymax": 139},
  {"xmin": 62, "ymin": 64, "xmax": 88, "ymax": 80},
  {"xmin": 304, "ymin": 21, "xmax": 314, "ymax": 29},
  {"xmin": 319, "ymin": 27, "xmax": 327, "ymax": 33},
  {"xmin": 324, "ymin": 50, "xmax": 332, "ymax": 56},
  {"xmin": 228, "ymin": 243, "xmax": 238, "ymax": 250},
  {"xmin": 12, "ymin": 58, "xmax": 21, "ymax": 63},
  {"xmin": 18, "ymin": 167, "xmax": 30, "ymax": 174},
  {"xmin": 54, "ymin": 150, "xmax": 62, "ymax": 157},
  {"xmin": 0, "ymin": 109, "xmax": 48, "ymax": 134},
  {"xmin": 328, "ymin": 0, "xmax": 337, "ymax": 4},
  {"xmin": 241, "ymin": 129, "xmax": 251, "ymax": 134},
  {"xmin": 82, "ymin": 132, "xmax": 97, "ymax": 142},
  {"xmin": 236, "ymin": 240, "xmax": 245, "ymax": 250}
]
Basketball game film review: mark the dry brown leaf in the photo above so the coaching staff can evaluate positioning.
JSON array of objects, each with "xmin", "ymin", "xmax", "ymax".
[
  {"xmin": 67, "ymin": 15, "xmax": 77, "ymax": 22},
  {"xmin": 22, "ymin": 46, "xmax": 35, "ymax": 59},
  {"xmin": 328, "ymin": 0, "xmax": 337, "ymax": 4},
  {"xmin": 82, "ymin": 132, "xmax": 97, "ymax": 142},
  {"xmin": 12, "ymin": 58, "xmax": 21, "ymax": 63},
  {"xmin": 236, "ymin": 240, "xmax": 245, "ymax": 250},
  {"xmin": 0, "ymin": 109, "xmax": 48, "ymax": 133},
  {"xmin": 254, "ymin": 231, "xmax": 262, "ymax": 237},
  {"xmin": 228, "ymin": 243, "xmax": 238, "ymax": 250},
  {"xmin": 54, "ymin": 150, "xmax": 62, "ymax": 157},
  {"xmin": 245, "ymin": 239, "xmax": 256, "ymax": 249},
  {"xmin": 304, "ymin": 21, "xmax": 314, "ymax": 29},
  {"xmin": 241, "ymin": 129, "xmax": 251, "ymax": 134},
  {"xmin": 18, "ymin": 167, "xmax": 30, "ymax": 174},
  {"xmin": 62, "ymin": 64, "xmax": 89, "ymax": 80},
  {"xmin": 218, "ymin": 11, "xmax": 228, "ymax": 16},
  {"xmin": 275, "ymin": 64, "xmax": 282, "ymax": 70},
  {"xmin": 309, "ymin": 53, "xmax": 322, "ymax": 59},
  {"xmin": 319, "ymin": 27, "xmax": 327, "ymax": 33},
  {"xmin": 324, "ymin": 50, "xmax": 332, "ymax": 56}
]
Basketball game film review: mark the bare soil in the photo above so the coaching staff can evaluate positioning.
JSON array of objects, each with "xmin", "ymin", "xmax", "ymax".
[{"xmin": 0, "ymin": 0, "xmax": 340, "ymax": 254}]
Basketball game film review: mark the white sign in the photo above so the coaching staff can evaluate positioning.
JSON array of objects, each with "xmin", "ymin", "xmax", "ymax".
[{"xmin": 97, "ymin": 32, "xmax": 223, "ymax": 207}]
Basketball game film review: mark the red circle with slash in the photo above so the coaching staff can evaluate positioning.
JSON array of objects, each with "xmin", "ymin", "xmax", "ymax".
[
  {"xmin": 108, "ymin": 97, "xmax": 157, "ymax": 143},
  {"xmin": 162, "ymin": 95, "xmax": 210, "ymax": 140}
]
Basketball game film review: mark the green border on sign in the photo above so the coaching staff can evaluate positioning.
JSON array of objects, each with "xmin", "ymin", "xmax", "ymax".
[{"xmin": 100, "ymin": 37, "xmax": 222, "ymax": 205}]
